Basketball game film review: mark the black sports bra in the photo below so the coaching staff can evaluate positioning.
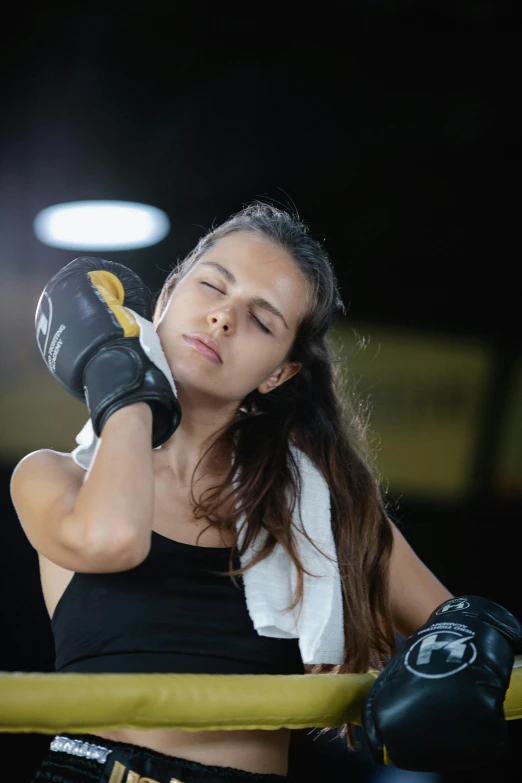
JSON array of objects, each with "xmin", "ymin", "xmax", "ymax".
[{"xmin": 52, "ymin": 531, "xmax": 303, "ymax": 675}]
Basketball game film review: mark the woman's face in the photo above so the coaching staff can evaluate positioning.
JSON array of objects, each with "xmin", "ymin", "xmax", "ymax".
[{"xmin": 156, "ymin": 231, "xmax": 309, "ymax": 406}]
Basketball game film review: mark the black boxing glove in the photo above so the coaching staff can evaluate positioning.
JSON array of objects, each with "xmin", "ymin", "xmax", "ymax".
[
  {"xmin": 35, "ymin": 256, "xmax": 181, "ymax": 447},
  {"xmin": 362, "ymin": 595, "xmax": 522, "ymax": 772}
]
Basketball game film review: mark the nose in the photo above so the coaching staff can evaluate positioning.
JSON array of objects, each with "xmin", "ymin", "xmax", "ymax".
[{"xmin": 206, "ymin": 306, "xmax": 235, "ymax": 333}]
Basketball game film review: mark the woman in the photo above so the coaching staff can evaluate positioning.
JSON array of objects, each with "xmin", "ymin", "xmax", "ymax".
[{"xmin": 11, "ymin": 202, "xmax": 461, "ymax": 782}]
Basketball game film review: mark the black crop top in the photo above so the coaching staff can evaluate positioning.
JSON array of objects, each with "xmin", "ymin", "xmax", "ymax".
[{"xmin": 52, "ymin": 531, "xmax": 303, "ymax": 675}]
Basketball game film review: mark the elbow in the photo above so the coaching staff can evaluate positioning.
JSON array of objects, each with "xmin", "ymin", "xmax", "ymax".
[
  {"xmin": 126, "ymin": 531, "xmax": 152, "ymax": 569},
  {"xmin": 110, "ymin": 532, "xmax": 151, "ymax": 571},
  {"xmin": 80, "ymin": 523, "xmax": 151, "ymax": 572}
]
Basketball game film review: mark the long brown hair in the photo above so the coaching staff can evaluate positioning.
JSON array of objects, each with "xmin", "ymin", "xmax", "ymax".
[{"xmin": 153, "ymin": 201, "xmax": 396, "ymax": 743}]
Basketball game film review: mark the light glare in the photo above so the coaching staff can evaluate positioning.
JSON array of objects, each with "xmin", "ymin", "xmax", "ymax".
[{"xmin": 33, "ymin": 200, "xmax": 170, "ymax": 250}]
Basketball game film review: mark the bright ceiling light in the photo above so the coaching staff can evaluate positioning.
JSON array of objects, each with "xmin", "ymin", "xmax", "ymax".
[{"xmin": 33, "ymin": 200, "xmax": 170, "ymax": 250}]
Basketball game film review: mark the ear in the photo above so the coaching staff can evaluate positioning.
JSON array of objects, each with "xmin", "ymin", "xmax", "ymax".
[{"xmin": 257, "ymin": 362, "xmax": 301, "ymax": 394}]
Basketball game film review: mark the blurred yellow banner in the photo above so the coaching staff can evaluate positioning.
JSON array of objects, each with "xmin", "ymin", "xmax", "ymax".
[
  {"xmin": 0, "ymin": 367, "xmax": 87, "ymax": 460},
  {"xmin": 331, "ymin": 321, "xmax": 492, "ymax": 500}
]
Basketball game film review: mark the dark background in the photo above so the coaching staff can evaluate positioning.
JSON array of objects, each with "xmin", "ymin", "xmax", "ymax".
[{"xmin": 1, "ymin": 2, "xmax": 520, "ymax": 781}]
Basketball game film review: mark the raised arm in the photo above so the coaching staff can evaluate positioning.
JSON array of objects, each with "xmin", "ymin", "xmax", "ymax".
[
  {"xmin": 10, "ymin": 403, "xmax": 155, "ymax": 573},
  {"xmin": 10, "ymin": 255, "xmax": 182, "ymax": 572}
]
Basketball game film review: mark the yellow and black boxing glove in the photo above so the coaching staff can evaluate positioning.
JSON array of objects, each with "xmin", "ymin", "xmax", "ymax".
[
  {"xmin": 35, "ymin": 256, "xmax": 181, "ymax": 447},
  {"xmin": 362, "ymin": 596, "xmax": 522, "ymax": 773}
]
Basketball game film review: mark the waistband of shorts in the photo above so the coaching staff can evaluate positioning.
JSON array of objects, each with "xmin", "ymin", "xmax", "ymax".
[
  {"xmin": 51, "ymin": 735, "xmax": 112, "ymax": 763},
  {"xmin": 50, "ymin": 733, "xmax": 287, "ymax": 781}
]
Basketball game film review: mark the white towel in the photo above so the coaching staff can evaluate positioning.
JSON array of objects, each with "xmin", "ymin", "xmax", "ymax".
[
  {"xmin": 71, "ymin": 314, "xmax": 345, "ymax": 665},
  {"xmin": 235, "ymin": 446, "xmax": 345, "ymax": 664}
]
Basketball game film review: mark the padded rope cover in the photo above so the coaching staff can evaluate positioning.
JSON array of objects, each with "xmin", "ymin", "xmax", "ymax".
[{"xmin": 0, "ymin": 663, "xmax": 521, "ymax": 735}]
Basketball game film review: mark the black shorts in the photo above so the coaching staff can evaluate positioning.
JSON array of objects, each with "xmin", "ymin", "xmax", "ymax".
[{"xmin": 30, "ymin": 734, "xmax": 287, "ymax": 783}]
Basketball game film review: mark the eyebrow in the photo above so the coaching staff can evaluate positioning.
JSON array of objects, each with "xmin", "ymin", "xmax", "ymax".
[{"xmin": 199, "ymin": 261, "xmax": 289, "ymax": 329}]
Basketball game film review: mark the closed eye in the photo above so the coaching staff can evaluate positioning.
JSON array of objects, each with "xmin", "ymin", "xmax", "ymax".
[
  {"xmin": 200, "ymin": 281, "xmax": 271, "ymax": 334},
  {"xmin": 201, "ymin": 281, "xmax": 223, "ymax": 293},
  {"xmin": 252, "ymin": 315, "xmax": 271, "ymax": 334}
]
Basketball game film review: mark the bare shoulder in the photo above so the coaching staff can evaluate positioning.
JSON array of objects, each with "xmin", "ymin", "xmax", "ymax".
[
  {"xmin": 9, "ymin": 448, "xmax": 86, "ymax": 553},
  {"xmin": 10, "ymin": 450, "xmax": 87, "ymax": 617},
  {"xmin": 11, "ymin": 448, "xmax": 85, "ymax": 492}
]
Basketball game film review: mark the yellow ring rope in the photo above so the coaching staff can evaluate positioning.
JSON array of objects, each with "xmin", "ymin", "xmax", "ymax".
[{"xmin": 1, "ymin": 657, "xmax": 521, "ymax": 735}]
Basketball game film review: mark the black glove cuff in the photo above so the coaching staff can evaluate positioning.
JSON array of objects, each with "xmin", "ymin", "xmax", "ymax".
[
  {"xmin": 84, "ymin": 338, "xmax": 182, "ymax": 447},
  {"xmin": 83, "ymin": 340, "xmax": 145, "ymax": 437},
  {"xmin": 430, "ymin": 596, "xmax": 522, "ymax": 652}
]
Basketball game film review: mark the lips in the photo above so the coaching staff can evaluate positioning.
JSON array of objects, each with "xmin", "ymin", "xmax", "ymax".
[{"xmin": 183, "ymin": 334, "xmax": 222, "ymax": 363}]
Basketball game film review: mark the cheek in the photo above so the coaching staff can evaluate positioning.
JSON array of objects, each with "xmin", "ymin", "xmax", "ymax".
[
  {"xmin": 155, "ymin": 302, "xmax": 179, "ymax": 350},
  {"xmin": 157, "ymin": 287, "xmax": 187, "ymax": 327},
  {"xmin": 242, "ymin": 348, "xmax": 283, "ymax": 386},
  {"xmin": 155, "ymin": 287, "xmax": 177, "ymax": 327}
]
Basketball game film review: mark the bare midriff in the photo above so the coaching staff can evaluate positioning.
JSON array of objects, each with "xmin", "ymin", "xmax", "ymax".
[{"xmin": 93, "ymin": 726, "xmax": 291, "ymax": 775}]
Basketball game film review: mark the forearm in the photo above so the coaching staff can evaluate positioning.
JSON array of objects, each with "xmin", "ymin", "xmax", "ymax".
[
  {"xmin": 388, "ymin": 522, "xmax": 453, "ymax": 638},
  {"xmin": 70, "ymin": 403, "xmax": 155, "ymax": 558}
]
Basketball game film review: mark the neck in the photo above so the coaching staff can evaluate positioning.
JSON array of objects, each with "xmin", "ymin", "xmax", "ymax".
[{"xmin": 154, "ymin": 397, "xmax": 236, "ymax": 483}]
